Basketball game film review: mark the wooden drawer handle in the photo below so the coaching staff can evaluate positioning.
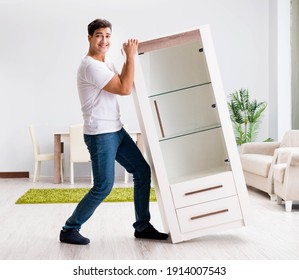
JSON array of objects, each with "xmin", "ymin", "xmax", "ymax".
[
  {"xmin": 191, "ymin": 209, "xmax": 228, "ymax": 220},
  {"xmin": 185, "ymin": 185, "xmax": 223, "ymax": 196},
  {"xmin": 154, "ymin": 100, "xmax": 165, "ymax": 138}
]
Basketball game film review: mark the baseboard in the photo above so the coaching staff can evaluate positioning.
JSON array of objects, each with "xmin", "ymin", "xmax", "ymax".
[{"xmin": 0, "ymin": 172, "xmax": 30, "ymax": 178}]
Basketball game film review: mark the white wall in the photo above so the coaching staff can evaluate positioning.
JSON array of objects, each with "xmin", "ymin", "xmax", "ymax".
[
  {"xmin": 276, "ymin": 0, "xmax": 291, "ymax": 138},
  {"xmin": 0, "ymin": 0, "xmax": 270, "ymax": 179},
  {"xmin": 269, "ymin": 0, "xmax": 292, "ymax": 140}
]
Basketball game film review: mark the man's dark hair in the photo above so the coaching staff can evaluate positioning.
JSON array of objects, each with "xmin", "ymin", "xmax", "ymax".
[{"xmin": 88, "ymin": 19, "xmax": 112, "ymax": 36}]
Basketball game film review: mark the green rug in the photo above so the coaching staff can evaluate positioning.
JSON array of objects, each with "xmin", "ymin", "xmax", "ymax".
[{"xmin": 15, "ymin": 187, "xmax": 156, "ymax": 204}]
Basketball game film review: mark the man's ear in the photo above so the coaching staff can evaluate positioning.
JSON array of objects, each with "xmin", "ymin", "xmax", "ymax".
[{"xmin": 88, "ymin": 35, "xmax": 92, "ymax": 42}]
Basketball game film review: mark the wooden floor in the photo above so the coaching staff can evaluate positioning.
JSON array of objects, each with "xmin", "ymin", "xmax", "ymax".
[{"xmin": 1, "ymin": 177, "xmax": 299, "ymax": 260}]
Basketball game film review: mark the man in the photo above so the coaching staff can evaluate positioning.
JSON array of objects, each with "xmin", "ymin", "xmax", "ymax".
[{"xmin": 59, "ymin": 19, "xmax": 169, "ymax": 245}]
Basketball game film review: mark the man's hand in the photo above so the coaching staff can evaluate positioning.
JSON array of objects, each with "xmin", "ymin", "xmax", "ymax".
[
  {"xmin": 122, "ymin": 39, "xmax": 139, "ymax": 59},
  {"xmin": 103, "ymin": 38, "xmax": 139, "ymax": 96}
]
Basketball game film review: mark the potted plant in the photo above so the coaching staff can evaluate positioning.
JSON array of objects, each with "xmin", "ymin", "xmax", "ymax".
[{"xmin": 227, "ymin": 88, "xmax": 268, "ymax": 145}]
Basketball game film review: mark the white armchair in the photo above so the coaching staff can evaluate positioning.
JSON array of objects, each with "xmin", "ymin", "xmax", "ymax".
[
  {"xmin": 274, "ymin": 149, "xmax": 299, "ymax": 211},
  {"xmin": 239, "ymin": 130, "xmax": 299, "ymax": 200}
]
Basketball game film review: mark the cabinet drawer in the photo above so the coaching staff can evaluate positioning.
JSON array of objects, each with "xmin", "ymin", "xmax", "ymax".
[
  {"xmin": 176, "ymin": 196, "xmax": 242, "ymax": 233},
  {"xmin": 170, "ymin": 172, "xmax": 236, "ymax": 209}
]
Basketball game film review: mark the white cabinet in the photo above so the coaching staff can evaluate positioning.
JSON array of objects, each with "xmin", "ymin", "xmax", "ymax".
[{"xmin": 133, "ymin": 26, "xmax": 249, "ymax": 243}]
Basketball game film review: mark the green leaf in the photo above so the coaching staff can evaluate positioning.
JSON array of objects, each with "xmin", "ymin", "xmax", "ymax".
[{"xmin": 227, "ymin": 88, "xmax": 267, "ymax": 145}]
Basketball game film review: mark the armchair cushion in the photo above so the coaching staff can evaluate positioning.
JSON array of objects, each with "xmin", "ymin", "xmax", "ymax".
[
  {"xmin": 280, "ymin": 130, "xmax": 299, "ymax": 147},
  {"xmin": 240, "ymin": 154, "xmax": 273, "ymax": 177},
  {"xmin": 276, "ymin": 147, "xmax": 299, "ymax": 164}
]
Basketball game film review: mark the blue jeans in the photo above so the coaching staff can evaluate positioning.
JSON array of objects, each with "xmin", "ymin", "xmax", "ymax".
[{"xmin": 63, "ymin": 128, "xmax": 151, "ymax": 232}]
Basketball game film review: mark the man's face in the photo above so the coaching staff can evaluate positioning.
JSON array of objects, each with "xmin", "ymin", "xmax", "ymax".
[{"xmin": 88, "ymin": 27, "xmax": 111, "ymax": 55}]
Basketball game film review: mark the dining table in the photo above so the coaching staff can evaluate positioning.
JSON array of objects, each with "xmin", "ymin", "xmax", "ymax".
[{"xmin": 53, "ymin": 130, "xmax": 144, "ymax": 184}]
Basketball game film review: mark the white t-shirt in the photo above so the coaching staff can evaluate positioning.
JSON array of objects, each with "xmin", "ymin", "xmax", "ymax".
[{"xmin": 77, "ymin": 56, "xmax": 123, "ymax": 135}]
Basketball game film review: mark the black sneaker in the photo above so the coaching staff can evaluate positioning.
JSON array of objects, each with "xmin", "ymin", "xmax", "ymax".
[
  {"xmin": 59, "ymin": 229, "xmax": 90, "ymax": 245},
  {"xmin": 134, "ymin": 225, "xmax": 169, "ymax": 240}
]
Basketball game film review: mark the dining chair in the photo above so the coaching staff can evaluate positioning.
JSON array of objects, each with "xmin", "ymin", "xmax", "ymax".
[
  {"xmin": 69, "ymin": 124, "xmax": 92, "ymax": 184},
  {"xmin": 29, "ymin": 124, "xmax": 64, "ymax": 182}
]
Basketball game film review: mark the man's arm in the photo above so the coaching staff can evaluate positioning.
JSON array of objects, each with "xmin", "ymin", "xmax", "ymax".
[{"xmin": 103, "ymin": 39, "xmax": 138, "ymax": 96}]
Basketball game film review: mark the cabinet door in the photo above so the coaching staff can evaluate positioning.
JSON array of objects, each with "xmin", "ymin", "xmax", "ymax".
[
  {"xmin": 139, "ymin": 40, "xmax": 210, "ymax": 96},
  {"xmin": 159, "ymin": 127, "xmax": 230, "ymax": 184},
  {"xmin": 149, "ymin": 83, "xmax": 220, "ymax": 140}
]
